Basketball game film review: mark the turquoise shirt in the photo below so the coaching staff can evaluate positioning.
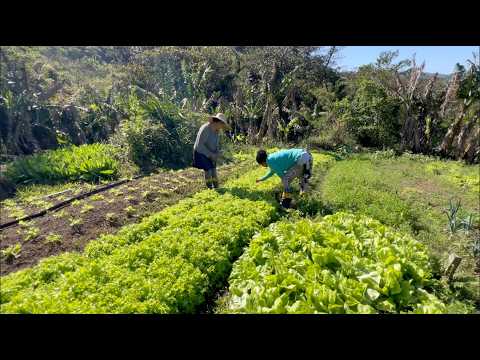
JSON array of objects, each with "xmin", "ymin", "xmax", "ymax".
[{"xmin": 259, "ymin": 149, "xmax": 305, "ymax": 181}]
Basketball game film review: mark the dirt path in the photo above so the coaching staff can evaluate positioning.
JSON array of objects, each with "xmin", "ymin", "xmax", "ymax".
[{"xmin": 0, "ymin": 162, "xmax": 251, "ymax": 276}]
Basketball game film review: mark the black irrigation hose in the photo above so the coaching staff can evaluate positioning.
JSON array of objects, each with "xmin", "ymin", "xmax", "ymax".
[{"xmin": 0, "ymin": 175, "xmax": 144, "ymax": 230}]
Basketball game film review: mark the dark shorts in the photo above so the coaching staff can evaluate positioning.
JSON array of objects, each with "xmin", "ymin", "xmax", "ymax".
[{"xmin": 193, "ymin": 151, "xmax": 215, "ymax": 171}]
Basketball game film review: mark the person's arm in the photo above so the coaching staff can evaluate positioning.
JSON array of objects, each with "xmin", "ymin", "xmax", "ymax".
[
  {"xmin": 211, "ymin": 133, "xmax": 222, "ymax": 160},
  {"xmin": 258, "ymin": 168, "xmax": 274, "ymax": 182}
]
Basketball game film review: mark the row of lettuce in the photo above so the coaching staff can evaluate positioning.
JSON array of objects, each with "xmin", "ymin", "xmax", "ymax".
[
  {"xmin": 0, "ymin": 165, "xmax": 283, "ymax": 313},
  {"xmin": 220, "ymin": 213, "xmax": 473, "ymax": 313}
]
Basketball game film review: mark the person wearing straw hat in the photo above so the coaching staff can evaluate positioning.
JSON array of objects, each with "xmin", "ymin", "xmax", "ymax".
[{"xmin": 193, "ymin": 113, "xmax": 229, "ymax": 189}]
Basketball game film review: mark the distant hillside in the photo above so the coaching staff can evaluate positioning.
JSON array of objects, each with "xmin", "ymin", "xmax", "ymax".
[
  {"xmin": 423, "ymin": 72, "xmax": 452, "ymax": 80},
  {"xmin": 340, "ymin": 70, "xmax": 452, "ymax": 83}
]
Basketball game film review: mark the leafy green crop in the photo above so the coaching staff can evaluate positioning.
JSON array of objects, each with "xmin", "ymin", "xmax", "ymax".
[
  {"xmin": 69, "ymin": 218, "xmax": 84, "ymax": 233},
  {"xmin": 222, "ymin": 213, "xmax": 473, "ymax": 314},
  {"xmin": 44, "ymin": 233, "xmax": 63, "ymax": 245},
  {"xmin": 1, "ymin": 244, "xmax": 22, "ymax": 261},
  {"xmin": 5, "ymin": 143, "xmax": 121, "ymax": 186}
]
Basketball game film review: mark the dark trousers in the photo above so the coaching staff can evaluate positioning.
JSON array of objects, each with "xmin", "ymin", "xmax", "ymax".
[{"xmin": 193, "ymin": 151, "xmax": 218, "ymax": 189}]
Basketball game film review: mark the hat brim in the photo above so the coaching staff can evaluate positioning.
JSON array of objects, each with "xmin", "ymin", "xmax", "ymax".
[{"xmin": 211, "ymin": 116, "xmax": 230, "ymax": 128}]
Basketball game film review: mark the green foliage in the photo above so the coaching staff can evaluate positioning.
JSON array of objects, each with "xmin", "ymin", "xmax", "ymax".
[
  {"xmin": 457, "ymin": 60, "xmax": 480, "ymax": 105},
  {"xmin": 310, "ymin": 86, "xmax": 338, "ymax": 113},
  {"xmin": 90, "ymin": 194, "xmax": 105, "ymax": 201},
  {"xmin": 331, "ymin": 79, "xmax": 401, "ymax": 148},
  {"xmin": 322, "ymin": 159, "xmax": 418, "ymax": 231},
  {"xmin": 80, "ymin": 204, "xmax": 95, "ymax": 214},
  {"xmin": 425, "ymin": 161, "xmax": 480, "ymax": 193},
  {"xmin": 124, "ymin": 205, "xmax": 136, "ymax": 217},
  {"xmin": 69, "ymin": 218, "xmax": 83, "ymax": 233},
  {"xmin": 443, "ymin": 199, "xmax": 478, "ymax": 234},
  {"xmin": 111, "ymin": 89, "xmax": 202, "ymax": 171},
  {"xmin": 44, "ymin": 234, "xmax": 63, "ymax": 245},
  {"xmin": 372, "ymin": 149, "xmax": 397, "ymax": 160},
  {"xmin": 16, "ymin": 221, "xmax": 40, "ymax": 242},
  {"xmin": 1, "ymin": 199, "xmax": 26, "ymax": 220},
  {"xmin": 5, "ymin": 143, "xmax": 122, "ymax": 186},
  {"xmin": 320, "ymin": 154, "xmax": 479, "ymax": 305},
  {"xmin": 444, "ymin": 199, "xmax": 462, "ymax": 233},
  {"xmin": 105, "ymin": 212, "xmax": 121, "ymax": 226},
  {"xmin": 52, "ymin": 210, "xmax": 66, "ymax": 219},
  {"xmin": 470, "ymin": 238, "xmax": 480, "ymax": 258},
  {"xmin": 23, "ymin": 227, "xmax": 40, "ymax": 242},
  {"xmin": 306, "ymin": 121, "xmax": 357, "ymax": 151},
  {"xmin": 222, "ymin": 213, "xmax": 472, "ymax": 314},
  {"xmin": 1, "ymin": 244, "xmax": 22, "ymax": 261},
  {"xmin": 2, "ymin": 46, "xmax": 477, "ymax": 167}
]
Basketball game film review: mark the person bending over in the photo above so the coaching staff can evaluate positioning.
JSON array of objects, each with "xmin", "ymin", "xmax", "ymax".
[{"xmin": 256, "ymin": 148, "xmax": 313, "ymax": 208}]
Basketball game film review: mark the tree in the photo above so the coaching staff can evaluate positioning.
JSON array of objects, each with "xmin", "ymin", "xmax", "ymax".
[{"xmin": 439, "ymin": 54, "xmax": 480, "ymax": 163}]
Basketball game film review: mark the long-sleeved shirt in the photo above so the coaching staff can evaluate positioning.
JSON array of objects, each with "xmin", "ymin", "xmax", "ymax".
[
  {"xmin": 194, "ymin": 122, "xmax": 220, "ymax": 159},
  {"xmin": 259, "ymin": 148, "xmax": 305, "ymax": 181}
]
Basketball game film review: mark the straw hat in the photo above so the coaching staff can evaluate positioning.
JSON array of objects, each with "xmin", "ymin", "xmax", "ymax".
[{"xmin": 210, "ymin": 113, "xmax": 229, "ymax": 127}]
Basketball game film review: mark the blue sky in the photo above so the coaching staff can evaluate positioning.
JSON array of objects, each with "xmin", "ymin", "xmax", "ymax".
[{"xmin": 335, "ymin": 46, "xmax": 479, "ymax": 74}]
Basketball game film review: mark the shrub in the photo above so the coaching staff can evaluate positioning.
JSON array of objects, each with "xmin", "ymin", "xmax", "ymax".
[
  {"xmin": 111, "ymin": 91, "xmax": 202, "ymax": 172},
  {"xmin": 330, "ymin": 79, "xmax": 401, "ymax": 149},
  {"xmin": 306, "ymin": 123, "xmax": 357, "ymax": 151}
]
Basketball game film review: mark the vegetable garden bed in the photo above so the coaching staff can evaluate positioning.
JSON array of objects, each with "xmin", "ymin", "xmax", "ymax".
[
  {"xmin": 220, "ymin": 214, "xmax": 473, "ymax": 314},
  {"xmin": 0, "ymin": 165, "xmax": 284, "ymax": 313},
  {"xmin": 0, "ymin": 162, "xmax": 248, "ymax": 276}
]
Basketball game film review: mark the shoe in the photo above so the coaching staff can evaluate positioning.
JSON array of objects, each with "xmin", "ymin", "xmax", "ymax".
[
  {"xmin": 281, "ymin": 191, "xmax": 292, "ymax": 200},
  {"xmin": 281, "ymin": 197, "xmax": 292, "ymax": 209}
]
